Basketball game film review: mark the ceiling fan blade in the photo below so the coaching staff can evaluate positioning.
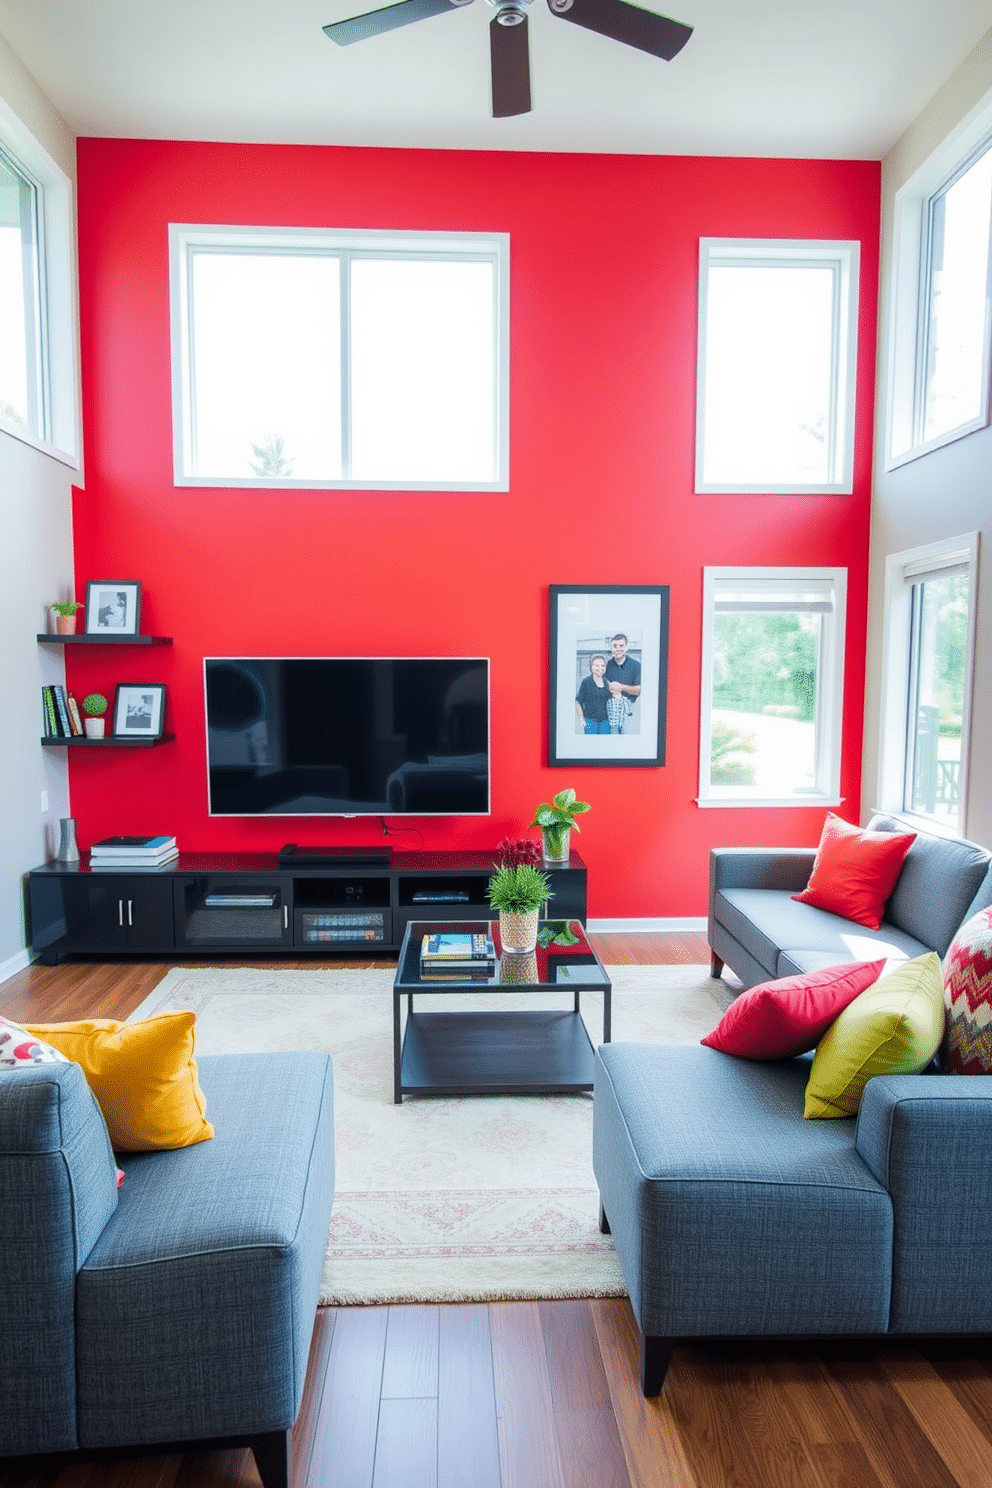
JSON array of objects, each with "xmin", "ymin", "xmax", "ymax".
[
  {"xmin": 323, "ymin": 0, "xmax": 468, "ymax": 46},
  {"xmin": 548, "ymin": 0, "xmax": 691, "ymax": 60},
  {"xmin": 490, "ymin": 12, "xmax": 531, "ymax": 117}
]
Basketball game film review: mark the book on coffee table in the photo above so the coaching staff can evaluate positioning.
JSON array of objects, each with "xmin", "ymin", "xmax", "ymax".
[{"xmin": 420, "ymin": 930, "xmax": 495, "ymax": 971}]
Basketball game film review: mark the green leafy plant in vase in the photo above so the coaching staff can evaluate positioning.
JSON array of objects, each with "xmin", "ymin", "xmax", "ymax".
[
  {"xmin": 530, "ymin": 787, "xmax": 591, "ymax": 863},
  {"xmin": 486, "ymin": 861, "xmax": 553, "ymax": 954},
  {"xmin": 82, "ymin": 692, "xmax": 108, "ymax": 739},
  {"xmin": 48, "ymin": 599, "xmax": 83, "ymax": 635}
]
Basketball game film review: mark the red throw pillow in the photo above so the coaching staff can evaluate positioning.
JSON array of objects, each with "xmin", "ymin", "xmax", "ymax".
[
  {"xmin": 702, "ymin": 960, "xmax": 886, "ymax": 1060},
  {"xmin": 792, "ymin": 813, "xmax": 916, "ymax": 930}
]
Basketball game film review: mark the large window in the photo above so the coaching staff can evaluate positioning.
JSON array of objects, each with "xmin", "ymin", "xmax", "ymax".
[
  {"xmin": 0, "ymin": 102, "xmax": 77, "ymax": 465},
  {"xmin": 878, "ymin": 535, "xmax": 979, "ymax": 834},
  {"xmin": 699, "ymin": 568, "xmax": 847, "ymax": 807},
  {"xmin": 695, "ymin": 239, "xmax": 859, "ymax": 494},
  {"xmin": 886, "ymin": 118, "xmax": 992, "ymax": 467},
  {"xmin": 170, "ymin": 225, "xmax": 509, "ymax": 490}
]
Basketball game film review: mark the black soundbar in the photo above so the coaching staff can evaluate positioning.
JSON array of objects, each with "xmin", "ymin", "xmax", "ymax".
[{"xmin": 277, "ymin": 844, "xmax": 392, "ymax": 868}]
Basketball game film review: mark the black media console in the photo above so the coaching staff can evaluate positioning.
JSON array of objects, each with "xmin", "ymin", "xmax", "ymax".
[{"xmin": 27, "ymin": 850, "xmax": 587, "ymax": 964}]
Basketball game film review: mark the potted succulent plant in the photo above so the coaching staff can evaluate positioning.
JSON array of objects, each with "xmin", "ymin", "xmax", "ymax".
[
  {"xmin": 486, "ymin": 861, "xmax": 553, "ymax": 953},
  {"xmin": 530, "ymin": 787, "xmax": 591, "ymax": 863},
  {"xmin": 48, "ymin": 599, "xmax": 83, "ymax": 635},
  {"xmin": 82, "ymin": 692, "xmax": 109, "ymax": 738}
]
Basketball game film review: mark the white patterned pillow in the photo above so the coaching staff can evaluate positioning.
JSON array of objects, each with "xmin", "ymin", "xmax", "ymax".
[
  {"xmin": 0, "ymin": 1015, "xmax": 70, "ymax": 1067},
  {"xmin": 942, "ymin": 908, "xmax": 992, "ymax": 1074}
]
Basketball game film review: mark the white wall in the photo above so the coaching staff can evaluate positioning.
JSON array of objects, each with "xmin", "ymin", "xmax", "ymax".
[
  {"xmin": 865, "ymin": 28, "xmax": 992, "ymax": 850},
  {"xmin": 0, "ymin": 33, "xmax": 78, "ymax": 979}
]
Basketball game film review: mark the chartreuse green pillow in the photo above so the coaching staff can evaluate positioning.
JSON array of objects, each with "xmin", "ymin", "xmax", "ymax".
[{"xmin": 804, "ymin": 952, "xmax": 945, "ymax": 1119}]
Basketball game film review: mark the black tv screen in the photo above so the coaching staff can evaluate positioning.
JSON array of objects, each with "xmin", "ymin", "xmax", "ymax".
[{"xmin": 204, "ymin": 657, "xmax": 490, "ymax": 817}]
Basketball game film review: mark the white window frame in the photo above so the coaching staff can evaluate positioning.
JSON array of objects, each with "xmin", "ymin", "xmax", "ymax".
[
  {"xmin": 876, "ymin": 533, "xmax": 979, "ymax": 833},
  {"xmin": 695, "ymin": 239, "xmax": 860, "ymax": 495},
  {"xmin": 0, "ymin": 94, "xmax": 79, "ymax": 467},
  {"xmin": 169, "ymin": 224, "xmax": 510, "ymax": 491},
  {"xmin": 885, "ymin": 96, "xmax": 992, "ymax": 470},
  {"xmin": 698, "ymin": 566, "xmax": 847, "ymax": 808}
]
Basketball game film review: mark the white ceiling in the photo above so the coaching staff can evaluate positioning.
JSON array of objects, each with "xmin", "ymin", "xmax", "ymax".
[{"xmin": 1, "ymin": 0, "xmax": 992, "ymax": 158}]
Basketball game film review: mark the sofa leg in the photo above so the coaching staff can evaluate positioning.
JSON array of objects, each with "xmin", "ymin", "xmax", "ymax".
[
  {"xmin": 250, "ymin": 1429, "xmax": 290, "ymax": 1488},
  {"xmin": 598, "ymin": 1201, "xmax": 611, "ymax": 1235},
  {"xmin": 641, "ymin": 1335, "xmax": 674, "ymax": 1397},
  {"xmin": 709, "ymin": 950, "xmax": 724, "ymax": 979}
]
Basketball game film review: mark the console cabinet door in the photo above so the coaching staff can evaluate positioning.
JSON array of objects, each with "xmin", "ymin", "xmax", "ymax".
[{"xmin": 29, "ymin": 874, "xmax": 174, "ymax": 959}]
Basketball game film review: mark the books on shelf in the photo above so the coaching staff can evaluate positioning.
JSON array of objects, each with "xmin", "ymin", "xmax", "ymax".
[
  {"xmin": 420, "ymin": 967, "xmax": 494, "ymax": 981},
  {"xmin": 41, "ymin": 684, "xmax": 83, "ymax": 737},
  {"xmin": 420, "ymin": 930, "xmax": 495, "ymax": 973},
  {"xmin": 89, "ymin": 834, "xmax": 178, "ymax": 869}
]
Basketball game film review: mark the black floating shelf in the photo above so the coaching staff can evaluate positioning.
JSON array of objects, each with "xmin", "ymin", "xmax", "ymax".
[
  {"xmin": 37, "ymin": 634, "xmax": 173, "ymax": 646},
  {"xmin": 40, "ymin": 734, "xmax": 176, "ymax": 748}
]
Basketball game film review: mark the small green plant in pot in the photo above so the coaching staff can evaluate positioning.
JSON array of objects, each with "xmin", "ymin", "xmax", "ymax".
[
  {"xmin": 486, "ymin": 861, "xmax": 553, "ymax": 953},
  {"xmin": 82, "ymin": 692, "xmax": 108, "ymax": 739},
  {"xmin": 48, "ymin": 599, "xmax": 83, "ymax": 635},
  {"xmin": 530, "ymin": 787, "xmax": 591, "ymax": 863}
]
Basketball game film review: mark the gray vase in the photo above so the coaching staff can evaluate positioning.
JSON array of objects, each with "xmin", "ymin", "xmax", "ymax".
[{"xmin": 56, "ymin": 816, "xmax": 80, "ymax": 864}]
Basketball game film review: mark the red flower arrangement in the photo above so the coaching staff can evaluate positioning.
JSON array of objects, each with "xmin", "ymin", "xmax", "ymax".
[{"xmin": 494, "ymin": 837, "xmax": 543, "ymax": 869}]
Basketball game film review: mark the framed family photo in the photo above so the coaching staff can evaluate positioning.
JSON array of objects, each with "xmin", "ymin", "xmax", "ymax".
[
  {"xmin": 113, "ymin": 683, "xmax": 165, "ymax": 740},
  {"xmin": 548, "ymin": 585, "xmax": 669, "ymax": 767},
  {"xmin": 85, "ymin": 580, "xmax": 141, "ymax": 636}
]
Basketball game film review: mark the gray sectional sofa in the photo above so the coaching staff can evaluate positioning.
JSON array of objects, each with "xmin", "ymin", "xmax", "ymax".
[
  {"xmin": 708, "ymin": 813, "xmax": 992, "ymax": 988},
  {"xmin": 0, "ymin": 1049, "xmax": 335, "ymax": 1488},
  {"xmin": 592, "ymin": 814, "xmax": 992, "ymax": 1395}
]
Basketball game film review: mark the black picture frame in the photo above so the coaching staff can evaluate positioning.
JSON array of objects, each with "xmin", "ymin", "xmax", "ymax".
[
  {"xmin": 85, "ymin": 580, "xmax": 142, "ymax": 636},
  {"xmin": 113, "ymin": 683, "xmax": 165, "ymax": 740},
  {"xmin": 548, "ymin": 585, "xmax": 669, "ymax": 767}
]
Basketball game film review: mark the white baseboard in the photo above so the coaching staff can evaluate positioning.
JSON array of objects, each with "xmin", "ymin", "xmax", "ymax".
[
  {"xmin": 0, "ymin": 946, "xmax": 34, "ymax": 986},
  {"xmin": 586, "ymin": 917, "xmax": 708, "ymax": 933}
]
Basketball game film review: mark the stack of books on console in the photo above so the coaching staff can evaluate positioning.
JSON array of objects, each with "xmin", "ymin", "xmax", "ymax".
[
  {"xmin": 420, "ymin": 930, "xmax": 496, "ymax": 980},
  {"xmin": 89, "ymin": 835, "xmax": 179, "ymax": 869}
]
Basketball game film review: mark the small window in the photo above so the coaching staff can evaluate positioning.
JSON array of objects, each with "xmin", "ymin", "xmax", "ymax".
[
  {"xmin": 696, "ymin": 239, "xmax": 859, "ymax": 494},
  {"xmin": 698, "ymin": 567, "xmax": 847, "ymax": 807},
  {"xmin": 886, "ymin": 114, "xmax": 992, "ymax": 468},
  {"xmin": 170, "ymin": 225, "xmax": 509, "ymax": 490},
  {"xmin": 0, "ymin": 107, "xmax": 77, "ymax": 466},
  {"xmin": 0, "ymin": 145, "xmax": 43, "ymax": 434},
  {"xmin": 878, "ymin": 535, "xmax": 979, "ymax": 834}
]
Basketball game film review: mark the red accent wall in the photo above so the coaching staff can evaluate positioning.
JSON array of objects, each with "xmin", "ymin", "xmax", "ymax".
[{"xmin": 70, "ymin": 140, "xmax": 880, "ymax": 919}]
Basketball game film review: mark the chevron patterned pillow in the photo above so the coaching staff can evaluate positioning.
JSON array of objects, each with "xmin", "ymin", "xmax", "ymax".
[{"xmin": 942, "ymin": 908, "xmax": 992, "ymax": 1074}]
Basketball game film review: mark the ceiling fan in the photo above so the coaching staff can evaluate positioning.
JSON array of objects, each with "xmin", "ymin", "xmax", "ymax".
[{"xmin": 322, "ymin": 0, "xmax": 692, "ymax": 119}]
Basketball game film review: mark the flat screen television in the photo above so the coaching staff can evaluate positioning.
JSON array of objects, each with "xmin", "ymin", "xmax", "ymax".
[{"xmin": 204, "ymin": 657, "xmax": 490, "ymax": 817}]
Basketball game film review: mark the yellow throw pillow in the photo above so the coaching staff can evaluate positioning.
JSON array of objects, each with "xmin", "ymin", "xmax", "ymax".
[
  {"xmin": 804, "ymin": 952, "xmax": 945, "ymax": 1119},
  {"xmin": 26, "ymin": 1011, "xmax": 214, "ymax": 1152}
]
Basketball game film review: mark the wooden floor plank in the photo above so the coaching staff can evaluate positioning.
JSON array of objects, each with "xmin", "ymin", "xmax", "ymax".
[
  {"xmin": 591, "ymin": 1298, "xmax": 699, "ymax": 1488},
  {"xmin": 381, "ymin": 1306, "xmax": 439, "ymax": 1399},
  {"xmin": 823, "ymin": 1353, "xmax": 961, "ymax": 1488},
  {"xmin": 539, "ymin": 1299, "xmax": 613, "ymax": 1412},
  {"xmin": 437, "ymin": 1305, "xmax": 500, "ymax": 1488},
  {"xmin": 490, "ymin": 1302, "xmax": 566, "ymax": 1488},
  {"xmin": 308, "ymin": 1306, "xmax": 388, "ymax": 1488},
  {"xmin": 291, "ymin": 1308, "xmax": 336, "ymax": 1488},
  {"xmin": 876, "ymin": 1347, "xmax": 992, "ymax": 1488},
  {"xmin": 371, "ymin": 1399, "xmax": 437, "ymax": 1488}
]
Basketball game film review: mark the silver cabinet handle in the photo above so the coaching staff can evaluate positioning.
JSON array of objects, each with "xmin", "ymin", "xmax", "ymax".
[
  {"xmin": 119, "ymin": 899, "xmax": 124, "ymax": 927},
  {"xmin": 284, "ymin": 905, "xmax": 289, "ymax": 930},
  {"xmin": 128, "ymin": 900, "xmax": 133, "ymax": 927}
]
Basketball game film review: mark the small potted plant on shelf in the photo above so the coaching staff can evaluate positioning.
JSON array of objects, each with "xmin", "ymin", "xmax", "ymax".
[
  {"xmin": 486, "ymin": 859, "xmax": 553, "ymax": 954},
  {"xmin": 82, "ymin": 693, "xmax": 108, "ymax": 738},
  {"xmin": 530, "ymin": 787, "xmax": 591, "ymax": 863},
  {"xmin": 48, "ymin": 600, "xmax": 83, "ymax": 636}
]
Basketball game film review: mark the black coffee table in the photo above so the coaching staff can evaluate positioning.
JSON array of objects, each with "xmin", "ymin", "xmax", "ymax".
[{"xmin": 392, "ymin": 918, "xmax": 612, "ymax": 1102}]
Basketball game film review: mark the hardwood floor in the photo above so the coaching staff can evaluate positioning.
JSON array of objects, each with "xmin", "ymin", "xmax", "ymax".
[{"xmin": 4, "ymin": 934, "xmax": 992, "ymax": 1488}]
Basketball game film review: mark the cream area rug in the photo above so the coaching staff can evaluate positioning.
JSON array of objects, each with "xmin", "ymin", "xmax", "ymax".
[{"xmin": 128, "ymin": 965, "xmax": 733, "ymax": 1306}]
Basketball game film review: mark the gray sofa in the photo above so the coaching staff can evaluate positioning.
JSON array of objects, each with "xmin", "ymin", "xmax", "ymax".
[
  {"xmin": 592, "ymin": 815, "xmax": 992, "ymax": 1396},
  {"xmin": 708, "ymin": 813, "xmax": 992, "ymax": 989},
  {"xmin": 0, "ymin": 1049, "xmax": 335, "ymax": 1488}
]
